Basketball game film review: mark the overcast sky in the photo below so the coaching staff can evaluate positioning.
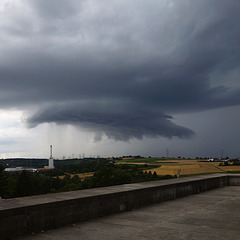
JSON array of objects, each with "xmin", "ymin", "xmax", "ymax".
[{"xmin": 0, "ymin": 0, "xmax": 240, "ymax": 159}]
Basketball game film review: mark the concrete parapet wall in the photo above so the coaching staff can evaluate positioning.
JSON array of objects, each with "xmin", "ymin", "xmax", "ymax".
[
  {"xmin": 228, "ymin": 174, "xmax": 240, "ymax": 185},
  {"xmin": 0, "ymin": 174, "xmax": 238, "ymax": 239}
]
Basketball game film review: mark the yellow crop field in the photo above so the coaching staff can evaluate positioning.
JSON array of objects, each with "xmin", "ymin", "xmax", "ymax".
[
  {"xmin": 76, "ymin": 172, "xmax": 94, "ymax": 180},
  {"xmin": 218, "ymin": 166, "xmax": 240, "ymax": 172},
  {"xmin": 148, "ymin": 166, "xmax": 179, "ymax": 176},
  {"xmin": 147, "ymin": 163, "xmax": 224, "ymax": 176},
  {"xmin": 180, "ymin": 164, "xmax": 223, "ymax": 175},
  {"xmin": 116, "ymin": 158, "xmax": 231, "ymax": 176},
  {"xmin": 58, "ymin": 172, "xmax": 94, "ymax": 180},
  {"xmin": 117, "ymin": 158, "xmax": 240, "ymax": 176}
]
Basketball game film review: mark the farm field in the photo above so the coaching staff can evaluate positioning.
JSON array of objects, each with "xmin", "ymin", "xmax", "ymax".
[
  {"xmin": 218, "ymin": 166, "xmax": 240, "ymax": 171},
  {"xmin": 147, "ymin": 164, "xmax": 224, "ymax": 176},
  {"xmin": 117, "ymin": 158, "xmax": 240, "ymax": 176},
  {"xmin": 57, "ymin": 159, "xmax": 240, "ymax": 180},
  {"xmin": 58, "ymin": 172, "xmax": 94, "ymax": 180}
]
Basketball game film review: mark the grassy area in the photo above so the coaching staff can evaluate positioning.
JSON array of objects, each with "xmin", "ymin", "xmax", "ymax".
[
  {"xmin": 117, "ymin": 158, "xmax": 178, "ymax": 164},
  {"xmin": 117, "ymin": 158, "xmax": 160, "ymax": 163},
  {"xmin": 225, "ymin": 171, "xmax": 240, "ymax": 174},
  {"xmin": 115, "ymin": 163, "xmax": 161, "ymax": 172}
]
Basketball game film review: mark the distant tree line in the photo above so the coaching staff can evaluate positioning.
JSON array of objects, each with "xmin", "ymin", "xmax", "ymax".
[
  {"xmin": 0, "ymin": 162, "xmax": 174, "ymax": 199},
  {"xmin": 2, "ymin": 158, "xmax": 109, "ymax": 169},
  {"xmin": 219, "ymin": 159, "xmax": 240, "ymax": 166}
]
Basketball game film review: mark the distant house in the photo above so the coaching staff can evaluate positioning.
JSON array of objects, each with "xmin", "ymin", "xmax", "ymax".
[
  {"xmin": 4, "ymin": 167, "xmax": 37, "ymax": 172},
  {"xmin": 4, "ymin": 167, "xmax": 23, "ymax": 172}
]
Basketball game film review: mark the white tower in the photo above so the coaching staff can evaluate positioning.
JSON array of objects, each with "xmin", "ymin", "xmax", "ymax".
[{"xmin": 49, "ymin": 145, "xmax": 54, "ymax": 168}]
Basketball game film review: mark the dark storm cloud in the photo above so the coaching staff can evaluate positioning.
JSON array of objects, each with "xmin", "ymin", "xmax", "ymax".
[
  {"xmin": 27, "ymin": 102, "xmax": 194, "ymax": 141},
  {"xmin": 28, "ymin": 0, "xmax": 81, "ymax": 19},
  {"xmin": 0, "ymin": 0, "xmax": 240, "ymax": 141}
]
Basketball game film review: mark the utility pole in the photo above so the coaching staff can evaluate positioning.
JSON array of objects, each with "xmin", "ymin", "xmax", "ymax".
[{"xmin": 221, "ymin": 149, "xmax": 224, "ymax": 159}]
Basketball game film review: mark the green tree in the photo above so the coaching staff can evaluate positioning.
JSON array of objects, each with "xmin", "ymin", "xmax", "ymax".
[
  {"xmin": 15, "ymin": 171, "xmax": 39, "ymax": 197},
  {"xmin": 0, "ymin": 164, "xmax": 8, "ymax": 198},
  {"xmin": 153, "ymin": 171, "xmax": 158, "ymax": 178}
]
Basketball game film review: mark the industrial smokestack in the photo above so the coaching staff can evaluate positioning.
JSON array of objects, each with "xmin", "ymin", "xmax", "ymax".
[
  {"xmin": 50, "ymin": 145, "xmax": 53, "ymax": 159},
  {"xmin": 49, "ymin": 145, "xmax": 54, "ymax": 168}
]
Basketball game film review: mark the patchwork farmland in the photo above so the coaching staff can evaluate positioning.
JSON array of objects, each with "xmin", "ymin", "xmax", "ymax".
[{"xmin": 117, "ymin": 158, "xmax": 240, "ymax": 176}]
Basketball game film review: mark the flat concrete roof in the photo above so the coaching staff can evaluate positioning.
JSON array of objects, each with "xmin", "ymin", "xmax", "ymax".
[{"xmin": 15, "ymin": 186, "xmax": 240, "ymax": 240}]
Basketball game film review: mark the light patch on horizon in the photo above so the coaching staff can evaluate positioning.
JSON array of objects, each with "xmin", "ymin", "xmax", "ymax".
[
  {"xmin": 0, "ymin": 110, "xmax": 29, "ymax": 157},
  {"xmin": 0, "ymin": 110, "xmax": 23, "ymax": 139}
]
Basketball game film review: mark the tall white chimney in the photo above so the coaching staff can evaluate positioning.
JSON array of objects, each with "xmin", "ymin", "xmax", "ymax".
[{"xmin": 49, "ymin": 145, "xmax": 54, "ymax": 168}]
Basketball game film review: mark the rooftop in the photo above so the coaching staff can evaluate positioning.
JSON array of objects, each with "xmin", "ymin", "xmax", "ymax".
[{"xmin": 15, "ymin": 186, "xmax": 240, "ymax": 240}]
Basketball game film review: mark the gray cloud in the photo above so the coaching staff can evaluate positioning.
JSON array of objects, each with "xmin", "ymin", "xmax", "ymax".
[
  {"xmin": 0, "ymin": 138, "xmax": 17, "ymax": 146},
  {"xmin": 0, "ymin": 0, "xmax": 240, "ymax": 141},
  {"xmin": 27, "ymin": 102, "xmax": 195, "ymax": 141},
  {"xmin": 27, "ymin": 0, "xmax": 81, "ymax": 20}
]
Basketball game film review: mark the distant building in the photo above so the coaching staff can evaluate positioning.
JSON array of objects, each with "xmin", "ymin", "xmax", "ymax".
[
  {"xmin": 4, "ymin": 167, "xmax": 23, "ymax": 172},
  {"xmin": 44, "ymin": 145, "xmax": 54, "ymax": 169},
  {"xmin": 4, "ymin": 167, "xmax": 37, "ymax": 172}
]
